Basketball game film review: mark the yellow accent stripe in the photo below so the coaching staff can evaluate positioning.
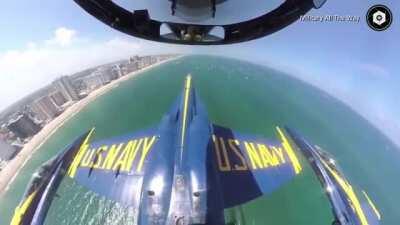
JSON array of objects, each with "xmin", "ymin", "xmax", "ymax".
[
  {"xmin": 67, "ymin": 128, "xmax": 96, "ymax": 178},
  {"xmin": 321, "ymin": 159, "xmax": 369, "ymax": 225},
  {"xmin": 362, "ymin": 190, "xmax": 381, "ymax": 220},
  {"xmin": 10, "ymin": 191, "xmax": 37, "ymax": 225},
  {"xmin": 180, "ymin": 75, "xmax": 192, "ymax": 147},
  {"xmin": 276, "ymin": 127, "xmax": 302, "ymax": 174}
]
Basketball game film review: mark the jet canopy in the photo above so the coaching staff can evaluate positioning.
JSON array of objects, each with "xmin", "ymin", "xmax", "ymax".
[{"xmin": 74, "ymin": 0, "xmax": 327, "ymax": 45}]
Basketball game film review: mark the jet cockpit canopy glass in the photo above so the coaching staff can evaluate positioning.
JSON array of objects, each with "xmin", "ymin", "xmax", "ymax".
[
  {"xmin": 114, "ymin": 0, "xmax": 284, "ymax": 25},
  {"xmin": 74, "ymin": 0, "xmax": 326, "ymax": 45}
]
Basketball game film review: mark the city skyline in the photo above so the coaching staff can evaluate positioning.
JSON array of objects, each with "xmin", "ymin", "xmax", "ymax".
[
  {"xmin": 0, "ymin": 1, "xmax": 399, "ymax": 148},
  {"xmin": 0, "ymin": 54, "xmax": 170, "ymax": 112},
  {"xmin": 0, "ymin": 54, "xmax": 173, "ymax": 161}
]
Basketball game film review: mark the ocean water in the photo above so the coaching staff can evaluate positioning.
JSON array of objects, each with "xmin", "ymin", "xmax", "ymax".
[{"xmin": 1, "ymin": 55, "xmax": 399, "ymax": 225}]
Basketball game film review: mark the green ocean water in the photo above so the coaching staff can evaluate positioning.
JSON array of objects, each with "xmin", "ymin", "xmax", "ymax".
[{"xmin": 1, "ymin": 55, "xmax": 399, "ymax": 225}]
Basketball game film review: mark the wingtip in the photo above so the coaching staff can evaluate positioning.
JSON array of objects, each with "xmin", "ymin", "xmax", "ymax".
[
  {"xmin": 87, "ymin": 127, "xmax": 96, "ymax": 137},
  {"xmin": 275, "ymin": 126, "xmax": 302, "ymax": 174},
  {"xmin": 185, "ymin": 74, "xmax": 192, "ymax": 87},
  {"xmin": 362, "ymin": 190, "xmax": 382, "ymax": 220}
]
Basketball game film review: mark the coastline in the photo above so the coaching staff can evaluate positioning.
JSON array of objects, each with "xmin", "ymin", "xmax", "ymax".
[{"xmin": 0, "ymin": 56, "xmax": 182, "ymax": 196}]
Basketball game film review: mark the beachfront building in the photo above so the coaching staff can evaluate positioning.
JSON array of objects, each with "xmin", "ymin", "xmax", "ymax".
[
  {"xmin": 30, "ymin": 96, "xmax": 62, "ymax": 122},
  {"xmin": 111, "ymin": 64, "xmax": 123, "ymax": 78},
  {"xmin": 119, "ymin": 64, "xmax": 128, "ymax": 76},
  {"xmin": 138, "ymin": 56, "xmax": 153, "ymax": 69},
  {"xmin": 98, "ymin": 68, "xmax": 114, "ymax": 84},
  {"xmin": 126, "ymin": 61, "xmax": 139, "ymax": 73},
  {"xmin": 49, "ymin": 91, "xmax": 67, "ymax": 107},
  {"xmin": 29, "ymin": 103, "xmax": 48, "ymax": 122},
  {"xmin": 6, "ymin": 113, "xmax": 41, "ymax": 139},
  {"xmin": 81, "ymin": 73, "xmax": 104, "ymax": 92},
  {"xmin": 0, "ymin": 124, "xmax": 17, "ymax": 144},
  {"xmin": 130, "ymin": 55, "xmax": 140, "ymax": 63},
  {"xmin": 0, "ymin": 140, "xmax": 18, "ymax": 162},
  {"xmin": 0, "ymin": 125, "xmax": 11, "ymax": 141},
  {"xmin": 53, "ymin": 76, "xmax": 80, "ymax": 102}
]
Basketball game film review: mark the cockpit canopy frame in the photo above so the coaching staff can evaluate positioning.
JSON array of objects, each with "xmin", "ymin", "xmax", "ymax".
[{"xmin": 74, "ymin": 0, "xmax": 324, "ymax": 45}]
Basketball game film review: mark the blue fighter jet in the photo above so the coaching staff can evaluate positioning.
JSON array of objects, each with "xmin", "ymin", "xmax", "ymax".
[{"xmin": 11, "ymin": 76, "xmax": 381, "ymax": 225}]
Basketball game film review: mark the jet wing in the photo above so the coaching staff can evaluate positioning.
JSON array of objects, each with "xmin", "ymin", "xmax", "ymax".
[
  {"xmin": 210, "ymin": 124, "xmax": 302, "ymax": 208},
  {"xmin": 285, "ymin": 127, "xmax": 382, "ymax": 225},
  {"xmin": 62, "ymin": 75, "xmax": 304, "ymax": 225},
  {"xmin": 66, "ymin": 128, "xmax": 159, "ymax": 207},
  {"xmin": 65, "ymin": 116, "xmax": 303, "ymax": 210},
  {"xmin": 361, "ymin": 191, "xmax": 381, "ymax": 225},
  {"xmin": 13, "ymin": 75, "xmax": 382, "ymax": 225},
  {"xmin": 10, "ymin": 130, "xmax": 94, "ymax": 225}
]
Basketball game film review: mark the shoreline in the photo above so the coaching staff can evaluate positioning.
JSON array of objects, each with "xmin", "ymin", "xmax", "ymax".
[{"xmin": 0, "ymin": 56, "xmax": 182, "ymax": 196}]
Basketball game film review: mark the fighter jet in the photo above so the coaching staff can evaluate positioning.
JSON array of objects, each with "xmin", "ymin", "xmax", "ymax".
[
  {"xmin": 73, "ymin": 0, "xmax": 327, "ymax": 44},
  {"xmin": 11, "ymin": 76, "xmax": 381, "ymax": 225}
]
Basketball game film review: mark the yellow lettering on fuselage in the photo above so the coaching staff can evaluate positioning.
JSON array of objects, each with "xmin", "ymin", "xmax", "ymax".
[
  {"xmin": 112, "ymin": 145, "xmax": 131, "ymax": 171},
  {"xmin": 213, "ymin": 135, "xmax": 288, "ymax": 172},
  {"xmin": 258, "ymin": 144, "xmax": 279, "ymax": 167},
  {"xmin": 81, "ymin": 148, "xmax": 96, "ymax": 167},
  {"xmin": 212, "ymin": 135, "xmax": 231, "ymax": 171},
  {"xmin": 244, "ymin": 142, "xmax": 263, "ymax": 170},
  {"xmin": 67, "ymin": 128, "xmax": 95, "ymax": 178},
  {"xmin": 136, "ymin": 136, "xmax": 156, "ymax": 172},
  {"xmin": 123, "ymin": 139, "xmax": 143, "ymax": 172},
  {"xmin": 76, "ymin": 136, "xmax": 157, "ymax": 174},
  {"xmin": 272, "ymin": 146, "xmax": 286, "ymax": 164},
  {"xmin": 228, "ymin": 139, "xmax": 248, "ymax": 171},
  {"xmin": 93, "ymin": 146, "xmax": 108, "ymax": 169},
  {"xmin": 102, "ymin": 143, "xmax": 124, "ymax": 170},
  {"xmin": 76, "ymin": 134, "xmax": 290, "ymax": 174}
]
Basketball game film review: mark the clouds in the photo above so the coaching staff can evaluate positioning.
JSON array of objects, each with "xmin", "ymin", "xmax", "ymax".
[
  {"xmin": 0, "ymin": 27, "xmax": 162, "ymax": 111},
  {"xmin": 0, "ymin": 25, "xmax": 195, "ymax": 111},
  {"xmin": 46, "ymin": 27, "xmax": 77, "ymax": 46},
  {"xmin": 357, "ymin": 63, "xmax": 390, "ymax": 78}
]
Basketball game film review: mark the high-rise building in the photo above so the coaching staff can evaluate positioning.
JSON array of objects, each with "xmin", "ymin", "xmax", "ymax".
[
  {"xmin": 88, "ymin": 67, "xmax": 112, "ymax": 86},
  {"xmin": 29, "ymin": 104, "xmax": 48, "ymax": 122},
  {"xmin": 30, "ymin": 96, "xmax": 62, "ymax": 121},
  {"xmin": 111, "ymin": 64, "xmax": 122, "ymax": 78},
  {"xmin": 7, "ymin": 113, "xmax": 41, "ymax": 139},
  {"xmin": 0, "ymin": 140, "xmax": 17, "ymax": 161},
  {"xmin": 101, "ymin": 74, "xmax": 111, "ymax": 84},
  {"xmin": 53, "ymin": 76, "xmax": 79, "ymax": 101},
  {"xmin": 138, "ymin": 56, "xmax": 152, "ymax": 69},
  {"xmin": 130, "ymin": 55, "xmax": 140, "ymax": 63},
  {"xmin": 0, "ymin": 124, "xmax": 15, "ymax": 143},
  {"xmin": 0, "ymin": 125, "xmax": 10, "ymax": 141},
  {"xmin": 49, "ymin": 91, "xmax": 67, "ymax": 107},
  {"xmin": 126, "ymin": 61, "xmax": 138, "ymax": 73},
  {"xmin": 120, "ymin": 64, "xmax": 128, "ymax": 76},
  {"xmin": 83, "ymin": 74, "xmax": 104, "ymax": 91}
]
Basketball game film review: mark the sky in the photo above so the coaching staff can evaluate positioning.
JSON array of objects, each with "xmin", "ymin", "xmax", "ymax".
[{"xmin": 0, "ymin": 1, "xmax": 399, "ymax": 147}]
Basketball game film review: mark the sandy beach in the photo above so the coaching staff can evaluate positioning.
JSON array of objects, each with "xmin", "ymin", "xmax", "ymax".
[{"xmin": 0, "ymin": 56, "xmax": 181, "ymax": 196}]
